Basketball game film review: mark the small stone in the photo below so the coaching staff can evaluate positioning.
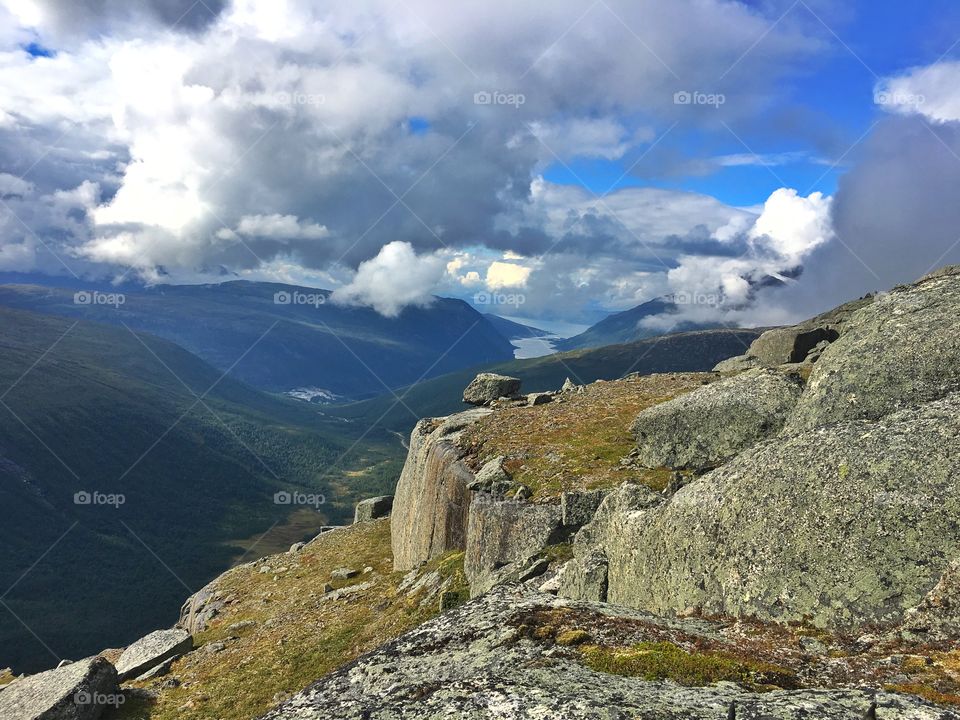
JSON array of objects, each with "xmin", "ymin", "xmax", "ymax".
[
  {"xmin": 527, "ymin": 392, "xmax": 553, "ymax": 406},
  {"xmin": 331, "ymin": 567, "xmax": 359, "ymax": 581},
  {"xmin": 227, "ymin": 620, "xmax": 255, "ymax": 633},
  {"xmin": 798, "ymin": 635, "xmax": 828, "ymax": 655},
  {"xmin": 288, "ymin": 542, "xmax": 306, "ymax": 554}
]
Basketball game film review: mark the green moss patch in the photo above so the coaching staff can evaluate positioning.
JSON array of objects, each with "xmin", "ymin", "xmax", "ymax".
[{"xmin": 581, "ymin": 642, "xmax": 797, "ymax": 691}]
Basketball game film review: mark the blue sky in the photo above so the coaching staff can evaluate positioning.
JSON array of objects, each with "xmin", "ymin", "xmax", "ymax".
[{"xmin": 545, "ymin": 0, "xmax": 960, "ymax": 206}]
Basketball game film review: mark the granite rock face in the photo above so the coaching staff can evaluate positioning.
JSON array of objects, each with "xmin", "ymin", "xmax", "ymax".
[
  {"xmin": 574, "ymin": 393, "xmax": 960, "ymax": 630},
  {"xmin": 257, "ymin": 584, "xmax": 956, "ymax": 720},
  {"xmin": 789, "ymin": 266, "xmax": 960, "ymax": 430},
  {"xmin": 464, "ymin": 498, "xmax": 561, "ymax": 596},
  {"xmin": 391, "ymin": 409, "xmax": 490, "ymax": 571},
  {"xmin": 115, "ymin": 629, "xmax": 193, "ymax": 682},
  {"xmin": 0, "ymin": 657, "xmax": 118, "ymax": 720},
  {"xmin": 630, "ymin": 368, "xmax": 803, "ymax": 470}
]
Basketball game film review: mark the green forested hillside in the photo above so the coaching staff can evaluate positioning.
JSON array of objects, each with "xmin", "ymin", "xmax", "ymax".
[
  {"xmin": 328, "ymin": 328, "xmax": 764, "ymax": 432},
  {"xmin": 0, "ymin": 308, "xmax": 402, "ymax": 673}
]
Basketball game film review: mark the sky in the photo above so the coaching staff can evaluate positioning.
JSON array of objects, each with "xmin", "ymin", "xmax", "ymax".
[{"xmin": 1, "ymin": 0, "xmax": 960, "ymax": 331}]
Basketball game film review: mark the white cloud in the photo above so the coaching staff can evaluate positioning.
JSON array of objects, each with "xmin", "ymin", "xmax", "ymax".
[
  {"xmin": 332, "ymin": 241, "xmax": 445, "ymax": 317},
  {"xmin": 748, "ymin": 188, "xmax": 834, "ymax": 261},
  {"xmin": 875, "ymin": 61, "xmax": 960, "ymax": 123},
  {"xmin": 222, "ymin": 214, "xmax": 329, "ymax": 240},
  {"xmin": 486, "ymin": 261, "xmax": 531, "ymax": 289},
  {"xmin": 0, "ymin": 172, "xmax": 33, "ymax": 196}
]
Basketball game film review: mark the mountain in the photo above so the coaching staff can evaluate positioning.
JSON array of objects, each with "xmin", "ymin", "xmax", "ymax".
[
  {"xmin": 555, "ymin": 298, "xmax": 709, "ymax": 351},
  {"xmin": 11, "ymin": 267, "xmax": 960, "ymax": 720},
  {"xmin": 0, "ymin": 307, "xmax": 402, "ymax": 674},
  {"xmin": 328, "ymin": 327, "xmax": 764, "ymax": 433},
  {"xmin": 0, "ymin": 281, "xmax": 515, "ymax": 398},
  {"xmin": 482, "ymin": 313, "xmax": 552, "ymax": 340}
]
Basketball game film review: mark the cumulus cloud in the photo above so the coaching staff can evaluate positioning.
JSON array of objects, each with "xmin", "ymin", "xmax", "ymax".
[
  {"xmin": 331, "ymin": 241, "xmax": 445, "ymax": 317},
  {"xmin": 874, "ymin": 61, "xmax": 960, "ymax": 123},
  {"xmin": 486, "ymin": 261, "xmax": 532, "ymax": 290},
  {"xmin": 0, "ymin": 1, "xmax": 821, "ymax": 292},
  {"xmin": 4, "ymin": 0, "xmax": 926, "ymax": 326}
]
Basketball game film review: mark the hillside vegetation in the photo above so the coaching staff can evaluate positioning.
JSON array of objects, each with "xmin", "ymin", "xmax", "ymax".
[{"xmin": 0, "ymin": 308, "xmax": 401, "ymax": 673}]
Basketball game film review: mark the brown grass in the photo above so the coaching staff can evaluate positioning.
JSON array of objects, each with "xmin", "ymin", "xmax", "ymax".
[
  {"xmin": 459, "ymin": 373, "xmax": 715, "ymax": 498},
  {"xmin": 107, "ymin": 520, "xmax": 467, "ymax": 720}
]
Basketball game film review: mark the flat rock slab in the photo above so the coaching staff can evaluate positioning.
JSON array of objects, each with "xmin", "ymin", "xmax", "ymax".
[
  {"xmin": 257, "ymin": 585, "xmax": 956, "ymax": 720},
  {"xmin": 0, "ymin": 656, "xmax": 118, "ymax": 720},
  {"xmin": 115, "ymin": 629, "xmax": 192, "ymax": 682}
]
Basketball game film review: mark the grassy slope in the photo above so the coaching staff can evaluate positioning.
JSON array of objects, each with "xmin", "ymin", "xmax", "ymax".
[
  {"xmin": 0, "ymin": 308, "xmax": 402, "ymax": 673},
  {"xmin": 109, "ymin": 520, "xmax": 467, "ymax": 720},
  {"xmin": 458, "ymin": 373, "xmax": 715, "ymax": 498},
  {"xmin": 328, "ymin": 328, "xmax": 763, "ymax": 433}
]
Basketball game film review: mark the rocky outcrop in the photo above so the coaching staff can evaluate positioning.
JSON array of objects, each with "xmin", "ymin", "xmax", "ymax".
[
  {"xmin": 178, "ymin": 583, "xmax": 223, "ymax": 634},
  {"xmin": 630, "ymin": 369, "xmax": 803, "ymax": 470},
  {"xmin": 789, "ymin": 267, "xmax": 960, "ymax": 430},
  {"xmin": 464, "ymin": 498, "xmax": 561, "ymax": 595},
  {"xmin": 258, "ymin": 584, "xmax": 955, "ymax": 720},
  {"xmin": 899, "ymin": 559, "xmax": 960, "ymax": 642},
  {"xmin": 0, "ymin": 656, "xmax": 118, "ymax": 720},
  {"xmin": 746, "ymin": 295, "xmax": 874, "ymax": 366},
  {"xmin": 711, "ymin": 354, "xmax": 760, "ymax": 373},
  {"xmin": 560, "ymin": 489, "xmax": 609, "ymax": 527},
  {"xmin": 391, "ymin": 409, "xmax": 490, "ymax": 571},
  {"xmin": 115, "ymin": 629, "xmax": 192, "ymax": 682},
  {"xmin": 462, "ymin": 373, "xmax": 521, "ymax": 406},
  {"xmin": 353, "ymin": 495, "xmax": 393, "ymax": 524},
  {"xmin": 572, "ymin": 392, "xmax": 960, "ymax": 630}
]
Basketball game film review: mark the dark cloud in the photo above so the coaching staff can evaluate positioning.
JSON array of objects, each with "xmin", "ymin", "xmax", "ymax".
[{"xmin": 32, "ymin": 0, "xmax": 227, "ymax": 36}]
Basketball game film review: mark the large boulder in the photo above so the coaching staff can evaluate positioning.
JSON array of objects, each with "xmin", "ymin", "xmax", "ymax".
[
  {"xmin": 0, "ymin": 656, "xmax": 118, "ymax": 720},
  {"xmin": 353, "ymin": 495, "xmax": 393, "ymax": 524},
  {"xmin": 115, "ymin": 629, "xmax": 192, "ymax": 681},
  {"xmin": 746, "ymin": 295, "xmax": 873, "ymax": 366},
  {"xmin": 464, "ymin": 498, "xmax": 561, "ymax": 596},
  {"xmin": 630, "ymin": 369, "xmax": 803, "ymax": 470},
  {"xmin": 462, "ymin": 373, "xmax": 521, "ymax": 406},
  {"xmin": 391, "ymin": 409, "xmax": 491, "ymax": 571},
  {"xmin": 789, "ymin": 266, "xmax": 960, "ymax": 430},
  {"xmin": 578, "ymin": 392, "xmax": 960, "ymax": 630}
]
